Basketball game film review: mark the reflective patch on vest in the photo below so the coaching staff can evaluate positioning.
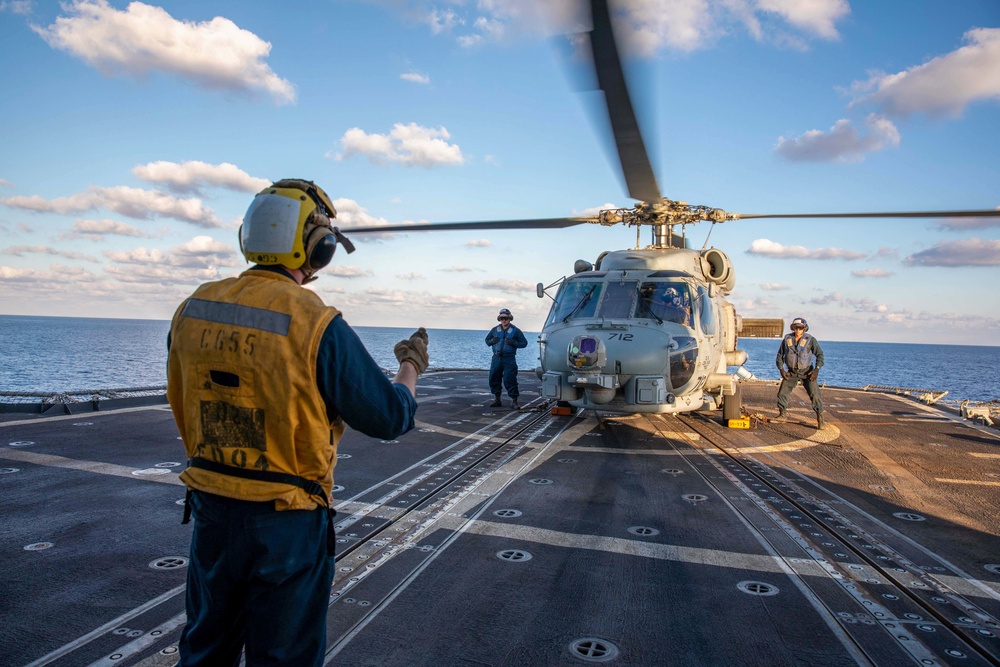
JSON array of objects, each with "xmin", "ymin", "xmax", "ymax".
[
  {"xmin": 182, "ymin": 298, "xmax": 291, "ymax": 336},
  {"xmin": 200, "ymin": 400, "xmax": 266, "ymax": 451}
]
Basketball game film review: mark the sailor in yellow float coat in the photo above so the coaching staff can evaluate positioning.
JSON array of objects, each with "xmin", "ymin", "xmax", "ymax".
[{"xmin": 167, "ymin": 179, "xmax": 429, "ymax": 667}]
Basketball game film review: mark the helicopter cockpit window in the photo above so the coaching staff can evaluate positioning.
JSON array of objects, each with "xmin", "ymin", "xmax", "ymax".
[
  {"xmin": 695, "ymin": 286, "xmax": 716, "ymax": 335},
  {"xmin": 597, "ymin": 280, "xmax": 638, "ymax": 318},
  {"xmin": 545, "ymin": 281, "xmax": 604, "ymax": 325},
  {"xmin": 636, "ymin": 282, "xmax": 693, "ymax": 326}
]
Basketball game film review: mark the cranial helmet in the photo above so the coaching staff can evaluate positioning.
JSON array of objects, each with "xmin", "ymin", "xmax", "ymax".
[
  {"xmin": 790, "ymin": 317, "xmax": 809, "ymax": 331},
  {"xmin": 498, "ymin": 308, "xmax": 513, "ymax": 322},
  {"xmin": 240, "ymin": 178, "xmax": 354, "ymax": 282}
]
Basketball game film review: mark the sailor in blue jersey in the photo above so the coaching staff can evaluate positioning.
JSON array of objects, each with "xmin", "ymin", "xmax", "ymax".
[
  {"xmin": 775, "ymin": 317, "xmax": 825, "ymax": 429},
  {"xmin": 485, "ymin": 308, "xmax": 528, "ymax": 409}
]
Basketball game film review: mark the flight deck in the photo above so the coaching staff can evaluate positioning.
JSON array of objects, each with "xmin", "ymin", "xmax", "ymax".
[{"xmin": 2, "ymin": 373, "xmax": 999, "ymax": 666}]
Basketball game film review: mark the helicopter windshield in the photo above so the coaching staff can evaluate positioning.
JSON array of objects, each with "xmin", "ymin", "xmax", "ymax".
[
  {"xmin": 636, "ymin": 282, "xmax": 693, "ymax": 326},
  {"xmin": 545, "ymin": 280, "xmax": 604, "ymax": 325}
]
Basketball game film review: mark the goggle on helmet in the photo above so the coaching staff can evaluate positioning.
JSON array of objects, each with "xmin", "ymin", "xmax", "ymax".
[{"xmin": 240, "ymin": 179, "xmax": 354, "ymax": 278}]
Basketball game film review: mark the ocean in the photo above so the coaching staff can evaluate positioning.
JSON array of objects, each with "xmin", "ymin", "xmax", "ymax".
[{"xmin": 1, "ymin": 315, "xmax": 998, "ymax": 403}]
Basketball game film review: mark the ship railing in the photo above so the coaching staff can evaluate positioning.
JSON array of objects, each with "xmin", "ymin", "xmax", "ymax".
[
  {"xmin": 861, "ymin": 384, "xmax": 949, "ymax": 405},
  {"xmin": 0, "ymin": 386, "xmax": 168, "ymax": 415}
]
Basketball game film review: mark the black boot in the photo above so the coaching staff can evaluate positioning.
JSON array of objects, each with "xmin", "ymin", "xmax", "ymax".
[
  {"xmin": 510, "ymin": 398, "xmax": 520, "ymax": 410},
  {"xmin": 490, "ymin": 393, "xmax": 502, "ymax": 407},
  {"xmin": 775, "ymin": 409, "xmax": 787, "ymax": 421},
  {"xmin": 816, "ymin": 412, "xmax": 825, "ymax": 429}
]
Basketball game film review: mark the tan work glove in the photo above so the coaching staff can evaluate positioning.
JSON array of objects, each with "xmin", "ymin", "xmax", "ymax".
[{"xmin": 394, "ymin": 327, "xmax": 429, "ymax": 374}]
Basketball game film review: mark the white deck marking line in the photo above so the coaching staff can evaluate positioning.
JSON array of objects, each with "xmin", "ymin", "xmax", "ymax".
[
  {"xmin": 464, "ymin": 521, "xmax": 795, "ymax": 573},
  {"xmin": 565, "ymin": 447, "xmax": 690, "ymax": 455},
  {"xmin": 728, "ymin": 425, "xmax": 841, "ymax": 454},
  {"xmin": 934, "ymin": 478, "xmax": 1000, "ymax": 487},
  {"xmin": 0, "ymin": 450, "xmax": 184, "ymax": 486},
  {"xmin": 970, "ymin": 452, "xmax": 1000, "ymax": 459},
  {"xmin": 23, "ymin": 585, "xmax": 186, "ymax": 667},
  {"xmin": 87, "ymin": 613, "xmax": 186, "ymax": 667},
  {"xmin": 0, "ymin": 404, "xmax": 171, "ymax": 427}
]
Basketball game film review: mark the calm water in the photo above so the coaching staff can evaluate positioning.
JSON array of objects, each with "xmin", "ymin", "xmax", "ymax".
[{"xmin": 1, "ymin": 315, "xmax": 998, "ymax": 402}]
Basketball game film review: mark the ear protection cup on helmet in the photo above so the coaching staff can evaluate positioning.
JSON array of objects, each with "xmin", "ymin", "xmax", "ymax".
[{"xmin": 302, "ymin": 213, "xmax": 337, "ymax": 272}]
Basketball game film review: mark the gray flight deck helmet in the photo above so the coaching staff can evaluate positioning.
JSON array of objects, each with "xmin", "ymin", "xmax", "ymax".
[
  {"xmin": 790, "ymin": 317, "xmax": 809, "ymax": 331},
  {"xmin": 498, "ymin": 308, "xmax": 513, "ymax": 322}
]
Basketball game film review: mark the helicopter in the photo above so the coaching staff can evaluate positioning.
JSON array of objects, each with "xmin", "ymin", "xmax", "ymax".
[{"xmin": 340, "ymin": 0, "xmax": 1000, "ymax": 420}]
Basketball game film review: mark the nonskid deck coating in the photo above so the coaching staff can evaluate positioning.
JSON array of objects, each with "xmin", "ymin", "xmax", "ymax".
[{"xmin": 1, "ymin": 373, "xmax": 999, "ymax": 666}]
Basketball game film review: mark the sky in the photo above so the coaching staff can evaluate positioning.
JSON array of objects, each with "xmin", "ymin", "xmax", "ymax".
[{"xmin": 1, "ymin": 0, "xmax": 998, "ymax": 346}]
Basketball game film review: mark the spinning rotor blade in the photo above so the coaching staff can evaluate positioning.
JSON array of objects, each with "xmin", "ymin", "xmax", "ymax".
[
  {"xmin": 342, "ymin": 216, "xmax": 597, "ymax": 234},
  {"xmin": 732, "ymin": 209, "xmax": 1000, "ymax": 221},
  {"xmin": 588, "ymin": 0, "xmax": 661, "ymax": 204}
]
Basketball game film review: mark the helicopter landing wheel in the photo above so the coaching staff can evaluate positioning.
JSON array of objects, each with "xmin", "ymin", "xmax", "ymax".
[{"xmin": 722, "ymin": 383, "xmax": 743, "ymax": 422}]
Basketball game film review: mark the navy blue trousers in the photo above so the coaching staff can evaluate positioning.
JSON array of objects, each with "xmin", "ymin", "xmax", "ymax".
[
  {"xmin": 179, "ymin": 491, "xmax": 334, "ymax": 667},
  {"xmin": 489, "ymin": 354, "xmax": 519, "ymax": 398},
  {"xmin": 776, "ymin": 371, "xmax": 823, "ymax": 413}
]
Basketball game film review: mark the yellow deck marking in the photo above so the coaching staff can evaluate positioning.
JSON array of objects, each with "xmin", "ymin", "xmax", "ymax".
[
  {"xmin": 730, "ymin": 425, "xmax": 841, "ymax": 454},
  {"xmin": 934, "ymin": 478, "xmax": 1000, "ymax": 487}
]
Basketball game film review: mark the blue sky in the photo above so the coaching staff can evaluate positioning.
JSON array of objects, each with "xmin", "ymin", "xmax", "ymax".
[{"xmin": 1, "ymin": 0, "xmax": 998, "ymax": 345}]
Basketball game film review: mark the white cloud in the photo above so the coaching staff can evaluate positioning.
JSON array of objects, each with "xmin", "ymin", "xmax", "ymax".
[
  {"xmin": 935, "ymin": 209, "xmax": 1000, "ymax": 231},
  {"xmin": 851, "ymin": 268, "xmax": 894, "ymax": 278},
  {"xmin": 809, "ymin": 292, "xmax": 843, "ymax": 305},
  {"xmin": 400, "ymin": 71, "xmax": 430, "ymax": 84},
  {"xmin": 774, "ymin": 114, "xmax": 900, "ymax": 162},
  {"xmin": 902, "ymin": 238, "xmax": 1000, "ymax": 267},
  {"xmin": 32, "ymin": 0, "xmax": 295, "ymax": 104},
  {"xmin": 759, "ymin": 282, "xmax": 789, "ymax": 291},
  {"xmin": 756, "ymin": 0, "xmax": 849, "ymax": 41},
  {"xmin": 0, "ymin": 1, "xmax": 32, "ymax": 15},
  {"xmin": 334, "ymin": 123, "xmax": 465, "ymax": 167},
  {"xmin": 104, "ymin": 235, "xmax": 240, "ymax": 284},
  {"xmin": 396, "ymin": 272, "xmax": 425, "ymax": 280},
  {"xmin": 1, "ymin": 186, "xmax": 223, "ymax": 227},
  {"xmin": 465, "ymin": 239, "xmax": 493, "ymax": 247},
  {"xmin": 132, "ymin": 161, "xmax": 269, "ymax": 194},
  {"xmin": 747, "ymin": 238, "xmax": 867, "ymax": 260},
  {"xmin": 470, "ymin": 278, "xmax": 537, "ymax": 292},
  {"xmin": 60, "ymin": 218, "xmax": 157, "ymax": 240},
  {"xmin": 324, "ymin": 265, "xmax": 374, "ymax": 278},
  {"xmin": 390, "ymin": 0, "xmax": 850, "ymax": 54},
  {"xmin": 849, "ymin": 28, "xmax": 1000, "ymax": 118},
  {"xmin": 1, "ymin": 245, "xmax": 97, "ymax": 261},
  {"xmin": 442, "ymin": 265, "xmax": 475, "ymax": 272},
  {"xmin": 0, "ymin": 178, "xmax": 14, "ymax": 188}
]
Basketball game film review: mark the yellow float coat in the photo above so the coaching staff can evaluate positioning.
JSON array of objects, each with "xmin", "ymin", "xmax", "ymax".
[{"xmin": 167, "ymin": 268, "xmax": 343, "ymax": 510}]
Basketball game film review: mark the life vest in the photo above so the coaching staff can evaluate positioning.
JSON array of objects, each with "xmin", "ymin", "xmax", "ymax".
[
  {"xmin": 490, "ymin": 325, "xmax": 524, "ymax": 357},
  {"xmin": 167, "ymin": 268, "xmax": 343, "ymax": 510},
  {"xmin": 781, "ymin": 333, "xmax": 817, "ymax": 372}
]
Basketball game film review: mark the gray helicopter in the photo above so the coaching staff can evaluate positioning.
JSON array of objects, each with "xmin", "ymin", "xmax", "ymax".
[{"xmin": 341, "ymin": 0, "xmax": 1000, "ymax": 420}]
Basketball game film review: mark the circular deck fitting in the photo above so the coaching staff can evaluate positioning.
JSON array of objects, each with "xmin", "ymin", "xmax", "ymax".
[
  {"xmin": 584, "ymin": 432, "xmax": 602, "ymax": 437},
  {"xmin": 160, "ymin": 647, "xmax": 178, "ymax": 655},
  {"xmin": 983, "ymin": 564, "xmax": 1000, "ymax": 575},
  {"xmin": 916, "ymin": 625, "xmax": 936, "ymax": 633},
  {"xmin": 155, "ymin": 462, "xmax": 181, "ymax": 468},
  {"xmin": 418, "ymin": 429, "xmax": 436, "ymax": 433},
  {"xmin": 379, "ymin": 439, "xmax": 399, "ymax": 444},
  {"xmin": 494, "ymin": 509, "xmax": 522, "ymax": 518},
  {"xmin": 175, "ymin": 498, "xmax": 186, "ymax": 506},
  {"xmin": 893, "ymin": 512, "xmax": 926, "ymax": 522},
  {"xmin": 149, "ymin": 556, "xmax": 188, "ymax": 570},
  {"xmin": 8, "ymin": 441, "xmax": 34, "ymax": 447},
  {"xmin": 73, "ymin": 422, "xmax": 93, "ymax": 426},
  {"xmin": 945, "ymin": 650, "xmax": 967, "ymax": 658},
  {"xmin": 332, "ymin": 485, "xmax": 345, "ymax": 492},
  {"xmin": 528, "ymin": 478, "xmax": 553, "ymax": 485},
  {"xmin": 557, "ymin": 458, "xmax": 578, "ymax": 463},
  {"xmin": 0, "ymin": 467, "xmax": 20, "ymax": 474},
  {"xmin": 682, "ymin": 494, "xmax": 708, "ymax": 503},
  {"xmin": 661, "ymin": 469, "xmax": 683, "ymax": 475},
  {"xmin": 446, "ymin": 421, "xmax": 463, "ymax": 425},
  {"xmin": 627, "ymin": 526, "xmax": 660, "ymax": 537},
  {"xmin": 337, "ymin": 453, "xmax": 352, "ymax": 459},
  {"xmin": 568, "ymin": 638, "xmax": 619, "ymax": 662},
  {"xmin": 496, "ymin": 549, "xmax": 532, "ymax": 562},
  {"xmin": 869, "ymin": 485, "xmax": 896, "ymax": 492},
  {"xmin": 132, "ymin": 468, "xmax": 170, "ymax": 476},
  {"xmin": 737, "ymin": 581, "xmax": 780, "ymax": 596},
  {"xmin": 24, "ymin": 542, "xmax": 54, "ymax": 551}
]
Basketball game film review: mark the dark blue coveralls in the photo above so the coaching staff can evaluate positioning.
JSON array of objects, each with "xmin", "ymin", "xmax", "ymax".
[
  {"xmin": 486, "ymin": 323, "xmax": 528, "ymax": 399},
  {"xmin": 775, "ymin": 331, "xmax": 825, "ymax": 415}
]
